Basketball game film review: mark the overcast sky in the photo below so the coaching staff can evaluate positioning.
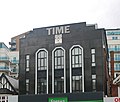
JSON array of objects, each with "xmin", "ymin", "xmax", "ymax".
[{"xmin": 0, "ymin": 0, "xmax": 120, "ymax": 47}]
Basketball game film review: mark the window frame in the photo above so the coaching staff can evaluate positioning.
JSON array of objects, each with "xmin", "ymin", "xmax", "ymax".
[
  {"xmin": 35, "ymin": 48, "xmax": 48, "ymax": 94},
  {"xmin": 37, "ymin": 50, "xmax": 47, "ymax": 70},
  {"xmin": 91, "ymin": 48, "xmax": 96, "ymax": 67},
  {"xmin": 26, "ymin": 79, "xmax": 29, "ymax": 94},
  {"xmin": 92, "ymin": 75, "xmax": 96, "ymax": 92},
  {"xmin": 70, "ymin": 45, "xmax": 84, "ymax": 93},
  {"xmin": 52, "ymin": 47, "xmax": 66, "ymax": 93},
  {"xmin": 25, "ymin": 54, "xmax": 30, "ymax": 72}
]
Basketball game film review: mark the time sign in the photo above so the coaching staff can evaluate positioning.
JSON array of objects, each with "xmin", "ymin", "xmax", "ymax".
[{"xmin": 46, "ymin": 25, "xmax": 70, "ymax": 35}]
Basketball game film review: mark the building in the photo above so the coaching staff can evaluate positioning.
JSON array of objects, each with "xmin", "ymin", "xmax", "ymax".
[
  {"xmin": 106, "ymin": 29, "xmax": 120, "ymax": 77},
  {"xmin": 0, "ymin": 73, "xmax": 18, "ymax": 95},
  {"xmin": 9, "ymin": 31, "xmax": 30, "ymax": 51},
  {"xmin": 19, "ymin": 22, "xmax": 109, "ymax": 102},
  {"xmin": 106, "ymin": 29, "xmax": 120, "ymax": 97},
  {"xmin": 0, "ymin": 42, "xmax": 19, "ymax": 78},
  {"xmin": 0, "ymin": 73, "xmax": 18, "ymax": 102}
]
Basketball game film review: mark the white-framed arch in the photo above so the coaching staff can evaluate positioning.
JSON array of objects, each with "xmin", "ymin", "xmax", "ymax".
[
  {"xmin": 52, "ymin": 47, "xmax": 66, "ymax": 93},
  {"xmin": 69, "ymin": 45, "xmax": 84, "ymax": 93},
  {"xmin": 35, "ymin": 48, "xmax": 48, "ymax": 94}
]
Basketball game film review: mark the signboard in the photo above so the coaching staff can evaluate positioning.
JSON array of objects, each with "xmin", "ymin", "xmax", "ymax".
[
  {"xmin": 48, "ymin": 97, "xmax": 68, "ymax": 102},
  {"xmin": 48, "ymin": 97, "xmax": 103, "ymax": 102},
  {"xmin": 46, "ymin": 26, "xmax": 70, "ymax": 35}
]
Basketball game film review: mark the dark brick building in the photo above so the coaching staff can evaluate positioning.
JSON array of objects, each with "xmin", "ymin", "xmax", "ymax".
[{"xmin": 19, "ymin": 22, "xmax": 109, "ymax": 102}]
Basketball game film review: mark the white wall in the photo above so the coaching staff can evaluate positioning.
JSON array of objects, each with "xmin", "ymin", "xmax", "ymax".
[{"xmin": 8, "ymin": 95, "xmax": 18, "ymax": 102}]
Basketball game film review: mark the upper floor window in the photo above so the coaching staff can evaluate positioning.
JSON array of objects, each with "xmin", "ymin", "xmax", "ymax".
[
  {"xmin": 91, "ymin": 49, "xmax": 96, "ymax": 66},
  {"xmin": 26, "ymin": 79, "xmax": 29, "ymax": 94},
  {"xmin": 108, "ymin": 45, "xmax": 120, "ymax": 52},
  {"xmin": 92, "ymin": 75, "xmax": 96, "ymax": 92},
  {"xmin": 52, "ymin": 47, "xmax": 66, "ymax": 93},
  {"xmin": 25, "ymin": 55, "xmax": 30, "ymax": 71},
  {"xmin": 70, "ymin": 45, "xmax": 84, "ymax": 93},
  {"xmin": 71, "ymin": 47, "xmax": 82, "ymax": 68},
  {"xmin": 35, "ymin": 48, "xmax": 48, "ymax": 94},
  {"xmin": 54, "ymin": 48, "xmax": 64, "ymax": 69},
  {"xmin": 114, "ymin": 54, "xmax": 120, "ymax": 61},
  {"xmin": 37, "ymin": 50, "xmax": 47, "ymax": 70},
  {"xmin": 114, "ymin": 63, "xmax": 120, "ymax": 71},
  {"xmin": 112, "ymin": 37, "xmax": 118, "ymax": 40}
]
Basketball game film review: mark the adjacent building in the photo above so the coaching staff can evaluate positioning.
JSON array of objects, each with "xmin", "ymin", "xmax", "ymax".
[
  {"xmin": 0, "ymin": 73, "xmax": 18, "ymax": 95},
  {"xmin": 106, "ymin": 29, "xmax": 120, "ymax": 97},
  {"xmin": 0, "ymin": 43, "xmax": 19, "ymax": 102},
  {"xmin": 19, "ymin": 22, "xmax": 109, "ymax": 102},
  {"xmin": 106, "ymin": 29, "xmax": 120, "ymax": 77},
  {"xmin": 0, "ymin": 42, "xmax": 19, "ymax": 78},
  {"xmin": 9, "ymin": 31, "xmax": 30, "ymax": 51}
]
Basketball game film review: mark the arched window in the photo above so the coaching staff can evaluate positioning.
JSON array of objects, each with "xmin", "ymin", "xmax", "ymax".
[
  {"xmin": 55, "ymin": 49, "xmax": 64, "ymax": 69},
  {"xmin": 35, "ymin": 48, "xmax": 48, "ymax": 94},
  {"xmin": 52, "ymin": 47, "xmax": 66, "ymax": 93},
  {"xmin": 37, "ymin": 50, "xmax": 47, "ymax": 70},
  {"xmin": 70, "ymin": 45, "xmax": 84, "ymax": 93},
  {"xmin": 71, "ymin": 47, "xmax": 82, "ymax": 68}
]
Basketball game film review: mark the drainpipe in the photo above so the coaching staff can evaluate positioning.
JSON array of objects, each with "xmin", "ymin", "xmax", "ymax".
[{"xmin": 110, "ymin": 51, "xmax": 114, "ymax": 80}]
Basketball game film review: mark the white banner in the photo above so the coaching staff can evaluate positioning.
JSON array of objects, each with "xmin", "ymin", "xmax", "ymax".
[{"xmin": 104, "ymin": 97, "xmax": 120, "ymax": 102}]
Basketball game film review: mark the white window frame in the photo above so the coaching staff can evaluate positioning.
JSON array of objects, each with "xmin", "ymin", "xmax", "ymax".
[
  {"xmin": 52, "ymin": 47, "xmax": 66, "ymax": 93},
  {"xmin": 70, "ymin": 45, "xmax": 84, "ymax": 93},
  {"xmin": 35, "ymin": 48, "xmax": 48, "ymax": 94}
]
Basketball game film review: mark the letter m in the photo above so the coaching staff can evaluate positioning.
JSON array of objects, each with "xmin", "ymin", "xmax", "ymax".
[{"xmin": 56, "ymin": 26, "xmax": 64, "ymax": 34}]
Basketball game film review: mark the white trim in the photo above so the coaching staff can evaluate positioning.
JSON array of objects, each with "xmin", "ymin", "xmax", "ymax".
[
  {"xmin": 35, "ymin": 48, "xmax": 48, "ymax": 94},
  {"xmin": 52, "ymin": 47, "xmax": 66, "ymax": 93},
  {"xmin": 118, "ymin": 87, "xmax": 120, "ymax": 97},
  {"xmin": 113, "ymin": 75, "xmax": 120, "ymax": 85},
  {"xmin": 69, "ymin": 45, "xmax": 84, "ymax": 93}
]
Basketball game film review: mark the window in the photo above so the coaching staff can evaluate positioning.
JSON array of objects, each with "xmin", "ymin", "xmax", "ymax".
[
  {"xmin": 70, "ymin": 45, "xmax": 84, "ymax": 93},
  {"xmin": 37, "ymin": 50, "xmax": 47, "ymax": 70},
  {"xmin": 54, "ymin": 49, "xmax": 64, "ymax": 69},
  {"xmin": 12, "ymin": 39, "xmax": 16, "ymax": 43},
  {"xmin": 54, "ymin": 77, "xmax": 64, "ymax": 93},
  {"xmin": 26, "ymin": 55, "xmax": 30, "ymax": 71},
  {"xmin": 114, "ymin": 54, "xmax": 120, "ymax": 61},
  {"xmin": 37, "ymin": 78, "xmax": 47, "ymax": 94},
  {"xmin": 26, "ymin": 79, "xmax": 29, "ymax": 94},
  {"xmin": 92, "ymin": 75, "xmax": 96, "ymax": 91},
  {"xmin": 112, "ymin": 37, "xmax": 118, "ymax": 40},
  {"xmin": 114, "ymin": 63, "xmax": 120, "ymax": 71},
  {"xmin": 91, "ymin": 49, "xmax": 96, "ymax": 66},
  {"xmin": 71, "ymin": 47, "xmax": 82, "ymax": 68},
  {"xmin": 108, "ymin": 45, "xmax": 120, "ymax": 52},
  {"xmin": 35, "ymin": 49, "xmax": 48, "ymax": 94},
  {"xmin": 52, "ymin": 47, "xmax": 66, "ymax": 93},
  {"xmin": 72, "ymin": 76, "xmax": 82, "ymax": 92},
  {"xmin": 0, "ymin": 96, "xmax": 8, "ymax": 102}
]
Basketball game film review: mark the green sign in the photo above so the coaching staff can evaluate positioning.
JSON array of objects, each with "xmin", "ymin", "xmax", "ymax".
[{"xmin": 48, "ymin": 97, "xmax": 68, "ymax": 102}]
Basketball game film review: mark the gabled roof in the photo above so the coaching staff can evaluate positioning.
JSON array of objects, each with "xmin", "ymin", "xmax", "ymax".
[
  {"xmin": 0, "ymin": 73, "xmax": 18, "ymax": 95},
  {"xmin": 5, "ymin": 75, "xmax": 19, "ymax": 89}
]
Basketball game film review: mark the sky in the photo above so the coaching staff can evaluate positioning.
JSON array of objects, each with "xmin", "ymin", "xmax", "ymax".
[{"xmin": 0, "ymin": 0, "xmax": 120, "ymax": 47}]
